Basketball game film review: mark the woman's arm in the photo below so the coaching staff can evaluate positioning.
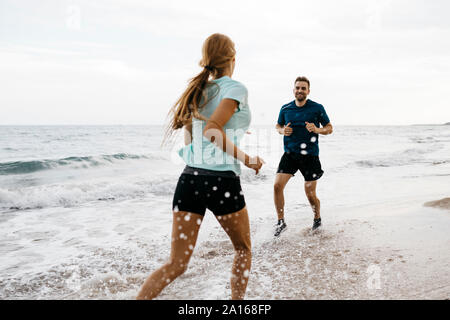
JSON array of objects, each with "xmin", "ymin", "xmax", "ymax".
[
  {"xmin": 184, "ymin": 119, "xmax": 192, "ymax": 145},
  {"xmin": 203, "ymin": 98, "xmax": 248, "ymax": 163},
  {"xmin": 203, "ymin": 98, "xmax": 264, "ymax": 172}
]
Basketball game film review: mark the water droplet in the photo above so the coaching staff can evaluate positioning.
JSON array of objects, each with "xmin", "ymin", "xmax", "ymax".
[
  {"xmin": 310, "ymin": 136, "xmax": 317, "ymax": 143},
  {"xmin": 174, "ymin": 206, "xmax": 179, "ymax": 212},
  {"xmin": 224, "ymin": 192, "xmax": 230, "ymax": 198},
  {"xmin": 213, "ymin": 186, "xmax": 218, "ymax": 191},
  {"xmin": 243, "ymin": 269, "xmax": 249, "ymax": 278},
  {"xmin": 301, "ymin": 150, "xmax": 308, "ymax": 155},
  {"xmin": 184, "ymin": 214, "xmax": 191, "ymax": 221},
  {"xmin": 193, "ymin": 171, "xmax": 198, "ymax": 176},
  {"xmin": 301, "ymin": 143, "xmax": 307, "ymax": 149},
  {"xmin": 197, "ymin": 219, "xmax": 202, "ymax": 225}
]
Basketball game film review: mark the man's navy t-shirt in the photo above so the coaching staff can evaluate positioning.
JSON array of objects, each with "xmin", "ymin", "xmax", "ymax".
[{"xmin": 277, "ymin": 99, "xmax": 330, "ymax": 156}]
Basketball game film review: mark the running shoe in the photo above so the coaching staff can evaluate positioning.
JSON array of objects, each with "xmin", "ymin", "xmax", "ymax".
[
  {"xmin": 274, "ymin": 219, "xmax": 287, "ymax": 237},
  {"xmin": 312, "ymin": 218, "xmax": 322, "ymax": 231}
]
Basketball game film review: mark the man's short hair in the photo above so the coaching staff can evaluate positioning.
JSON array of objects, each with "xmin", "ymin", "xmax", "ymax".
[{"xmin": 295, "ymin": 76, "xmax": 310, "ymax": 88}]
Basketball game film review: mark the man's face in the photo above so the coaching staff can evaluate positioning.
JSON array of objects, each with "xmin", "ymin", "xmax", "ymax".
[{"xmin": 293, "ymin": 81, "xmax": 310, "ymax": 102}]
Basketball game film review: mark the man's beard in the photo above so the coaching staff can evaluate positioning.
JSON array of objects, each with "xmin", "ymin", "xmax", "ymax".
[{"xmin": 296, "ymin": 94, "xmax": 306, "ymax": 102}]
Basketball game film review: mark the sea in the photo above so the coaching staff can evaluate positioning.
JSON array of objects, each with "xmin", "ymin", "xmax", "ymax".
[{"xmin": 1, "ymin": 125, "xmax": 449, "ymax": 299}]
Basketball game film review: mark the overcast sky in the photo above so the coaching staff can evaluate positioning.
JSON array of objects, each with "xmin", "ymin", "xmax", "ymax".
[{"xmin": 1, "ymin": 0, "xmax": 449, "ymax": 125}]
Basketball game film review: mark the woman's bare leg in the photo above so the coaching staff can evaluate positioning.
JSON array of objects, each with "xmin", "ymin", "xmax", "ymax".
[
  {"xmin": 215, "ymin": 207, "xmax": 251, "ymax": 300},
  {"xmin": 136, "ymin": 211, "xmax": 203, "ymax": 300}
]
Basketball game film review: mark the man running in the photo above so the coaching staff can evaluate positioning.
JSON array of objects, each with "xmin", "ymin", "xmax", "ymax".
[{"xmin": 274, "ymin": 76, "xmax": 333, "ymax": 236}]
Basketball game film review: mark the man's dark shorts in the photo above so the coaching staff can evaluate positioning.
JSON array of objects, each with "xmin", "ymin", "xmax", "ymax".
[{"xmin": 276, "ymin": 152, "xmax": 324, "ymax": 181}]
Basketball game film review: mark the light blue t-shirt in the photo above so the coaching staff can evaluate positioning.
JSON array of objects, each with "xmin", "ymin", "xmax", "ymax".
[{"xmin": 178, "ymin": 76, "xmax": 251, "ymax": 175}]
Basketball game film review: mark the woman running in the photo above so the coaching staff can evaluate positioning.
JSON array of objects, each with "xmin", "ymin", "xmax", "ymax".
[{"xmin": 137, "ymin": 33, "xmax": 264, "ymax": 300}]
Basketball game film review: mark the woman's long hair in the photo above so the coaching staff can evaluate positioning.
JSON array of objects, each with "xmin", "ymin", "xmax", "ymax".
[{"xmin": 163, "ymin": 33, "xmax": 236, "ymax": 144}]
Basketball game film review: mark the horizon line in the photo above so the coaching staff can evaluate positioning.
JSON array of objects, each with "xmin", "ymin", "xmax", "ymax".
[{"xmin": 0, "ymin": 123, "xmax": 449, "ymax": 127}]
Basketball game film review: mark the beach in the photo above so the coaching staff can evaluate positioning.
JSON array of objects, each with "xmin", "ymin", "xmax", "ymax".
[{"xmin": 0, "ymin": 125, "xmax": 449, "ymax": 299}]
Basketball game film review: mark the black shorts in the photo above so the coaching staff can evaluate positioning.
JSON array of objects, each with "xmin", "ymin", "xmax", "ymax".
[
  {"xmin": 276, "ymin": 152, "xmax": 324, "ymax": 181},
  {"xmin": 172, "ymin": 169, "xmax": 246, "ymax": 216}
]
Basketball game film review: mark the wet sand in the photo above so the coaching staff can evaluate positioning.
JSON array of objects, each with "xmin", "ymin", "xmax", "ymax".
[
  {"xmin": 1, "ymin": 197, "xmax": 449, "ymax": 300},
  {"xmin": 424, "ymin": 198, "xmax": 450, "ymax": 210},
  {"xmin": 155, "ymin": 199, "xmax": 450, "ymax": 300}
]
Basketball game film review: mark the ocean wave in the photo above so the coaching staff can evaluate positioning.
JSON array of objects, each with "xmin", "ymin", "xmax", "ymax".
[
  {"xmin": 354, "ymin": 160, "xmax": 393, "ymax": 168},
  {"xmin": 0, "ymin": 169, "xmax": 271, "ymax": 211},
  {"xmin": 354, "ymin": 144, "xmax": 444, "ymax": 168},
  {"xmin": 239, "ymin": 169, "xmax": 270, "ymax": 183},
  {"xmin": 0, "ymin": 153, "xmax": 167, "ymax": 176},
  {"xmin": 0, "ymin": 176, "xmax": 176, "ymax": 211},
  {"xmin": 353, "ymin": 157, "xmax": 428, "ymax": 168},
  {"xmin": 410, "ymin": 136, "xmax": 436, "ymax": 144},
  {"xmin": 432, "ymin": 160, "xmax": 450, "ymax": 165}
]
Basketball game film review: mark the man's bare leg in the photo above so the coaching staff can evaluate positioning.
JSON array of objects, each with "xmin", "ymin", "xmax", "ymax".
[
  {"xmin": 304, "ymin": 180, "xmax": 320, "ymax": 219},
  {"xmin": 273, "ymin": 173, "xmax": 293, "ymax": 220}
]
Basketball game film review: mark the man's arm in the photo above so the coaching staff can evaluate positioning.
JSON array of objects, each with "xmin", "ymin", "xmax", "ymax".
[
  {"xmin": 275, "ymin": 123, "xmax": 292, "ymax": 136},
  {"xmin": 305, "ymin": 122, "xmax": 333, "ymax": 135},
  {"xmin": 275, "ymin": 123, "xmax": 283, "ymax": 135},
  {"xmin": 317, "ymin": 122, "xmax": 333, "ymax": 135}
]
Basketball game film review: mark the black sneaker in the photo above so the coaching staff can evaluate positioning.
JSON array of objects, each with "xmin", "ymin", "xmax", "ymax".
[
  {"xmin": 274, "ymin": 219, "xmax": 287, "ymax": 237},
  {"xmin": 312, "ymin": 218, "xmax": 322, "ymax": 231}
]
